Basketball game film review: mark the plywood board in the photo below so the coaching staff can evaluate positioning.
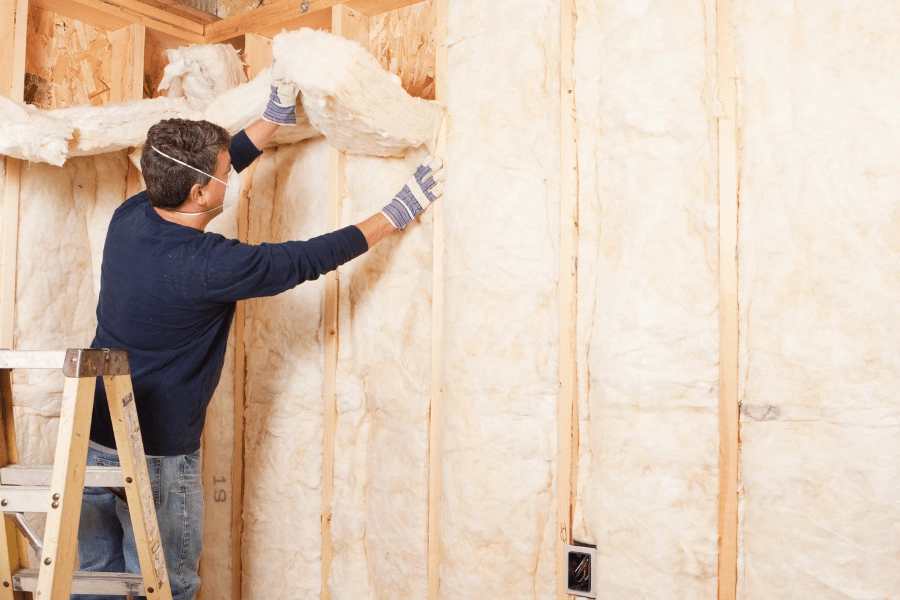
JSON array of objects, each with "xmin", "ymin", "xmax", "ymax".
[
  {"xmin": 366, "ymin": 0, "xmax": 435, "ymax": 99},
  {"xmin": 25, "ymin": 5, "xmax": 115, "ymax": 108},
  {"xmin": 142, "ymin": 37, "xmax": 167, "ymax": 98}
]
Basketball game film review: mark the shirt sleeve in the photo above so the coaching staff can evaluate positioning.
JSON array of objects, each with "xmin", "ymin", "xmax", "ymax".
[
  {"xmin": 229, "ymin": 130, "xmax": 263, "ymax": 173},
  {"xmin": 204, "ymin": 225, "xmax": 369, "ymax": 303}
]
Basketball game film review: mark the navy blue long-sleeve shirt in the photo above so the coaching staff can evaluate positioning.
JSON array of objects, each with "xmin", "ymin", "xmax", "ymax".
[{"xmin": 90, "ymin": 131, "xmax": 368, "ymax": 456}]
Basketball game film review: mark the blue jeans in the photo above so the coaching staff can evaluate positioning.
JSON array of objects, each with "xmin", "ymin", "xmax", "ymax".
[{"xmin": 76, "ymin": 446, "xmax": 203, "ymax": 600}]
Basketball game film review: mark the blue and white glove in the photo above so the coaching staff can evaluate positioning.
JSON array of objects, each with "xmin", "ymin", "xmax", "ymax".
[
  {"xmin": 381, "ymin": 156, "xmax": 445, "ymax": 229},
  {"xmin": 262, "ymin": 81, "xmax": 298, "ymax": 126}
]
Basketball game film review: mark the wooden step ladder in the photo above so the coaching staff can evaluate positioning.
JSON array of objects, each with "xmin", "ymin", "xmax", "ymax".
[{"xmin": 0, "ymin": 349, "xmax": 171, "ymax": 600}]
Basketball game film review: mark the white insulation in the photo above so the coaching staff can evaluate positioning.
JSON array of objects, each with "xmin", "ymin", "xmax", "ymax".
[
  {"xmin": 439, "ymin": 1, "xmax": 560, "ymax": 597},
  {"xmin": 735, "ymin": 2, "xmax": 900, "ymax": 598},
  {"xmin": 571, "ymin": 1, "xmax": 720, "ymax": 597},
  {"xmin": 11, "ymin": 153, "xmax": 129, "ymax": 465},
  {"xmin": 330, "ymin": 150, "xmax": 433, "ymax": 599},
  {"xmin": 240, "ymin": 139, "xmax": 330, "ymax": 600},
  {"xmin": 271, "ymin": 29, "xmax": 442, "ymax": 157},
  {"xmin": 0, "ymin": 32, "xmax": 441, "ymax": 167}
]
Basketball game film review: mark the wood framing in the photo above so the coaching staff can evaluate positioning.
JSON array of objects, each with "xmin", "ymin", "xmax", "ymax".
[
  {"xmin": 0, "ymin": 369, "xmax": 25, "ymax": 599},
  {"xmin": 321, "ymin": 8, "xmax": 366, "ymax": 600},
  {"xmin": 29, "ymin": 0, "xmax": 203, "ymax": 47},
  {"xmin": 0, "ymin": 0, "xmax": 26, "ymax": 353},
  {"xmin": 0, "ymin": 0, "xmax": 27, "ymax": 101},
  {"xmin": 109, "ymin": 23, "xmax": 146, "ymax": 102},
  {"xmin": 228, "ymin": 32, "xmax": 271, "ymax": 600},
  {"xmin": 205, "ymin": 0, "xmax": 421, "ymax": 43},
  {"xmin": 0, "ymin": 160, "xmax": 21, "ymax": 352},
  {"xmin": 344, "ymin": 0, "xmax": 421, "ymax": 16},
  {"xmin": 204, "ymin": 0, "xmax": 338, "ymax": 44},
  {"xmin": 427, "ymin": 1, "xmax": 445, "ymax": 597},
  {"xmin": 556, "ymin": 0, "xmax": 579, "ymax": 598},
  {"xmin": 716, "ymin": 0, "xmax": 740, "ymax": 598}
]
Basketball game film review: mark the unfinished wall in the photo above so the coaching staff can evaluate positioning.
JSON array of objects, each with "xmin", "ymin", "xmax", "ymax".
[
  {"xmin": 571, "ymin": 1, "xmax": 720, "ymax": 597},
  {"xmin": 5, "ymin": 1, "xmax": 900, "ymax": 599},
  {"xmin": 735, "ymin": 2, "xmax": 900, "ymax": 598},
  {"xmin": 440, "ymin": 1, "xmax": 560, "ymax": 597}
]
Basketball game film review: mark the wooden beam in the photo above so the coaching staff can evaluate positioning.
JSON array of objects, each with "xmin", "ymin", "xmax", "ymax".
[
  {"xmin": 716, "ymin": 0, "xmax": 739, "ymax": 598},
  {"xmin": 0, "ymin": 160, "xmax": 21, "ymax": 352},
  {"xmin": 136, "ymin": 0, "xmax": 219, "ymax": 25},
  {"xmin": 204, "ymin": 0, "xmax": 337, "ymax": 45},
  {"xmin": 345, "ymin": 0, "xmax": 421, "ymax": 17},
  {"xmin": 556, "ymin": 0, "xmax": 579, "ymax": 598},
  {"xmin": 29, "ymin": 0, "xmax": 204, "ymax": 47},
  {"xmin": 0, "ymin": 0, "xmax": 25, "ymax": 352},
  {"xmin": 109, "ymin": 24, "xmax": 146, "ymax": 220},
  {"xmin": 109, "ymin": 23, "xmax": 146, "ymax": 102},
  {"xmin": 321, "ymin": 9, "xmax": 366, "ymax": 600},
  {"xmin": 426, "ymin": 1, "xmax": 445, "ymax": 599},
  {"xmin": 0, "ymin": 0, "xmax": 27, "ymax": 101},
  {"xmin": 242, "ymin": 33, "xmax": 272, "ymax": 80},
  {"xmin": 225, "ymin": 34, "xmax": 271, "ymax": 600}
]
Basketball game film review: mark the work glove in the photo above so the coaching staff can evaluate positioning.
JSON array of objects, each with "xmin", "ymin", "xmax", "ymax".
[
  {"xmin": 262, "ymin": 80, "xmax": 299, "ymax": 126},
  {"xmin": 381, "ymin": 155, "xmax": 445, "ymax": 229}
]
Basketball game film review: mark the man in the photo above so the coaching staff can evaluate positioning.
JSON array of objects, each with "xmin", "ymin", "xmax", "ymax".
[{"xmin": 77, "ymin": 82, "xmax": 444, "ymax": 600}]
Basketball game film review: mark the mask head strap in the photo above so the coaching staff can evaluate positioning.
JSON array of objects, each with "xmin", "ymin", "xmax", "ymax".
[{"xmin": 150, "ymin": 145, "xmax": 228, "ymax": 186}]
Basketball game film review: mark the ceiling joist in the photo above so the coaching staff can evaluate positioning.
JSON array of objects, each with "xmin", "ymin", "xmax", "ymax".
[{"xmin": 28, "ymin": 0, "xmax": 426, "ymax": 47}]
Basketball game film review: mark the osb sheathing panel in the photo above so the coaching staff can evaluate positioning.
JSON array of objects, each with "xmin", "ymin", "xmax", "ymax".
[
  {"xmin": 367, "ymin": 0, "xmax": 436, "ymax": 100},
  {"xmin": 144, "ymin": 39, "xmax": 169, "ymax": 99},
  {"xmin": 24, "ymin": 5, "xmax": 114, "ymax": 108}
]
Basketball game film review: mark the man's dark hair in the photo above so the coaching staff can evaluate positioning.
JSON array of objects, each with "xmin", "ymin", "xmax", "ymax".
[{"xmin": 141, "ymin": 119, "xmax": 231, "ymax": 209}]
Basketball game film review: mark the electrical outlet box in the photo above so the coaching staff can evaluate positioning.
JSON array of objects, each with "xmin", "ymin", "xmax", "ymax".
[{"xmin": 565, "ymin": 543, "xmax": 597, "ymax": 598}]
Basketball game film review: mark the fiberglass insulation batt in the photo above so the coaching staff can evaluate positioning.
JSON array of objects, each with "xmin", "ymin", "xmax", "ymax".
[
  {"xmin": 12, "ymin": 154, "xmax": 129, "ymax": 465},
  {"xmin": 240, "ymin": 138, "xmax": 330, "ymax": 600},
  {"xmin": 330, "ymin": 150, "xmax": 433, "ymax": 599},
  {"xmin": 571, "ymin": 1, "xmax": 721, "ymax": 597},
  {"xmin": 735, "ymin": 2, "xmax": 900, "ymax": 597},
  {"xmin": 574, "ymin": 0, "xmax": 719, "ymax": 600},
  {"xmin": 440, "ymin": 1, "xmax": 560, "ymax": 596}
]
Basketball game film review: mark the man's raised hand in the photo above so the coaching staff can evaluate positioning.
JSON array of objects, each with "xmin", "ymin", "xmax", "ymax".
[{"xmin": 381, "ymin": 156, "xmax": 446, "ymax": 229}]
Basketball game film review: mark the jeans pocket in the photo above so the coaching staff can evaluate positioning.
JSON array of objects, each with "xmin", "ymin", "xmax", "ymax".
[{"xmin": 180, "ymin": 452, "xmax": 201, "ymax": 494}]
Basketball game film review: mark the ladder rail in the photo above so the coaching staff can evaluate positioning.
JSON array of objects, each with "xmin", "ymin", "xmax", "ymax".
[{"xmin": 0, "ymin": 349, "xmax": 172, "ymax": 600}]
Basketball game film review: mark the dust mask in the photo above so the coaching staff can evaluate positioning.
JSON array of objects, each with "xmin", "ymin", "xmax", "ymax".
[{"xmin": 222, "ymin": 167, "xmax": 240, "ymax": 211}]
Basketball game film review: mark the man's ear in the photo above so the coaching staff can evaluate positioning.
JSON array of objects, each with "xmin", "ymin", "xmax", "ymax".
[{"xmin": 187, "ymin": 182, "xmax": 203, "ymax": 206}]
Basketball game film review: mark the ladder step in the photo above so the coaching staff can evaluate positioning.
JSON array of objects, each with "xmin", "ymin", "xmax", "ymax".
[
  {"xmin": 0, "ymin": 465, "xmax": 124, "ymax": 487},
  {"xmin": 0, "ymin": 351, "xmax": 66, "ymax": 369},
  {"xmin": 13, "ymin": 568, "xmax": 144, "ymax": 595},
  {"xmin": 0, "ymin": 486, "xmax": 50, "ymax": 512}
]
